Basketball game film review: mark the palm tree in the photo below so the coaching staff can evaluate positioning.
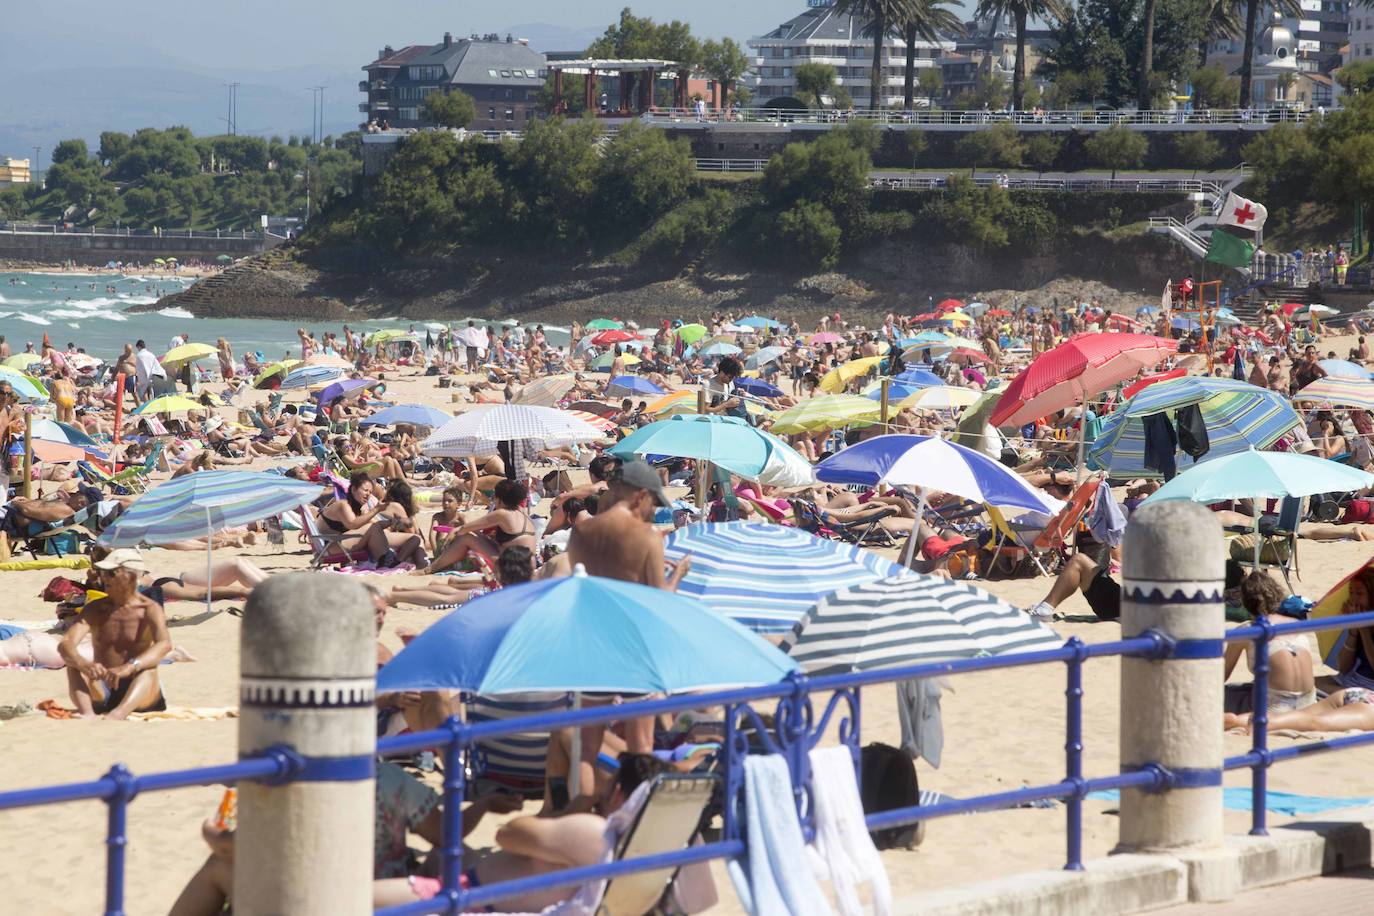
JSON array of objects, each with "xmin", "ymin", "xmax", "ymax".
[
  {"xmin": 1238, "ymin": 0, "xmax": 1302, "ymax": 108},
  {"xmin": 898, "ymin": 0, "xmax": 965, "ymax": 110},
  {"xmin": 973, "ymin": 0, "xmax": 1070, "ymax": 112},
  {"xmin": 1197, "ymin": 0, "xmax": 1242, "ymax": 65},
  {"xmin": 836, "ymin": 0, "xmax": 915, "ymax": 111},
  {"xmin": 1138, "ymin": 0, "xmax": 1161, "ymax": 109}
]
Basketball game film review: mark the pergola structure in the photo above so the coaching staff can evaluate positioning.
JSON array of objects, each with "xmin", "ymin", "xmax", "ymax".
[{"xmin": 547, "ymin": 58, "xmax": 685, "ymax": 115}]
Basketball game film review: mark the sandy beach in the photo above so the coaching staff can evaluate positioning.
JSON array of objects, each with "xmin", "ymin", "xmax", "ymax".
[{"xmin": 2, "ymin": 337, "xmax": 1373, "ymax": 914}]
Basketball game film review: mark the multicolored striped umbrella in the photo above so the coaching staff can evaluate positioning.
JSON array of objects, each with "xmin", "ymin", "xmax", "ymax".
[
  {"xmin": 99, "ymin": 471, "xmax": 323, "ymax": 613},
  {"xmin": 663, "ymin": 522, "xmax": 907, "ymax": 633},
  {"xmin": 1294, "ymin": 376, "xmax": 1374, "ymax": 412},
  {"xmin": 781, "ymin": 575, "xmax": 1062, "ymax": 673},
  {"xmin": 280, "ymin": 365, "xmax": 345, "ymax": 389},
  {"xmin": 1089, "ymin": 377, "xmax": 1299, "ymax": 479}
]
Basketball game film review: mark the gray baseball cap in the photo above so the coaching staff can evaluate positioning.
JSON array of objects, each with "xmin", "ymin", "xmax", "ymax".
[{"xmin": 617, "ymin": 458, "xmax": 673, "ymax": 507}]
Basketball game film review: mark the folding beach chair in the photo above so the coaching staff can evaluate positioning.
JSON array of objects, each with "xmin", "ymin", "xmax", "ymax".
[
  {"xmin": 110, "ymin": 441, "xmax": 164, "ymax": 494},
  {"xmin": 984, "ymin": 504, "xmax": 1051, "ymax": 578},
  {"xmin": 789, "ymin": 498, "xmax": 898, "ymax": 547},
  {"xmin": 1231, "ymin": 496, "xmax": 1303, "ymax": 590},
  {"xmin": 466, "ymin": 692, "xmax": 574, "ymax": 799},
  {"xmin": 300, "ymin": 507, "xmax": 370, "ymax": 568},
  {"xmin": 17, "ymin": 506, "xmax": 101, "ymax": 559}
]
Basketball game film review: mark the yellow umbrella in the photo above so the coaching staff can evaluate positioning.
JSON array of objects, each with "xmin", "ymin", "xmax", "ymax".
[
  {"xmin": 897, "ymin": 385, "xmax": 981, "ymax": 411},
  {"xmin": 3, "ymin": 353, "xmax": 41, "ymax": 370},
  {"xmin": 819, "ymin": 356, "xmax": 884, "ymax": 394},
  {"xmin": 1311, "ymin": 558, "xmax": 1374, "ymax": 663},
  {"xmin": 769, "ymin": 394, "xmax": 882, "ymax": 434},
  {"xmin": 254, "ymin": 360, "xmax": 303, "ymax": 386},
  {"xmin": 941, "ymin": 312, "xmax": 974, "ymax": 327},
  {"xmin": 161, "ymin": 342, "xmax": 218, "ymax": 369},
  {"xmin": 134, "ymin": 395, "xmax": 204, "ymax": 415}
]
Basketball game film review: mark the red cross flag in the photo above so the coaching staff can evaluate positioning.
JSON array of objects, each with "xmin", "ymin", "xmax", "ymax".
[{"xmin": 1216, "ymin": 192, "xmax": 1268, "ymax": 232}]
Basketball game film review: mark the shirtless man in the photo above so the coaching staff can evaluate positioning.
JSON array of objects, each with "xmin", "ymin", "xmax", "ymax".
[
  {"xmin": 565, "ymin": 459, "xmax": 689, "ymax": 589},
  {"xmin": 59, "ymin": 548, "xmax": 172, "ymax": 719}
]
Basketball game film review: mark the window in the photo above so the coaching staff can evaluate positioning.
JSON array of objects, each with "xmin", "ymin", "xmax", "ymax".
[
  {"xmin": 488, "ymin": 68, "xmax": 499, "ymax": 77},
  {"xmin": 524, "ymin": 109, "xmax": 534, "ymax": 119},
  {"xmin": 505, "ymin": 108, "xmax": 515, "ymax": 121},
  {"xmin": 399, "ymin": 107, "xmax": 418, "ymax": 120},
  {"xmin": 500, "ymin": 69, "xmax": 512, "ymax": 77},
  {"xmin": 488, "ymin": 107, "xmax": 496, "ymax": 119}
]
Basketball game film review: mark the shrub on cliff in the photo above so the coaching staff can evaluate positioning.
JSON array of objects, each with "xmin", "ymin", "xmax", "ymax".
[{"xmin": 775, "ymin": 200, "xmax": 843, "ymax": 270}]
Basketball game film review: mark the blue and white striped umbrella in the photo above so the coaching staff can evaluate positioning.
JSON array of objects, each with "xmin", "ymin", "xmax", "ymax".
[
  {"xmin": 281, "ymin": 365, "xmax": 345, "ymax": 389},
  {"xmin": 663, "ymin": 522, "xmax": 908, "ymax": 633},
  {"xmin": 1088, "ymin": 377, "xmax": 1299, "ymax": 479},
  {"xmin": 359, "ymin": 403, "xmax": 453, "ymax": 428},
  {"xmin": 100, "ymin": 471, "xmax": 323, "ymax": 612}
]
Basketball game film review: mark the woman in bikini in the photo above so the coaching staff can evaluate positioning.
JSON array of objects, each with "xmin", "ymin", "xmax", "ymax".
[
  {"xmin": 1223, "ymin": 572, "xmax": 1315, "ymax": 717},
  {"xmin": 414, "ymin": 479, "xmax": 534, "ymax": 575},
  {"xmin": 320, "ymin": 472, "xmax": 427, "ymax": 569}
]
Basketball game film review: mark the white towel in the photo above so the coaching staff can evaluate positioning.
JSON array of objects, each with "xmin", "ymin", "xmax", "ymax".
[
  {"xmin": 809, "ymin": 746, "xmax": 892, "ymax": 916},
  {"xmin": 727, "ymin": 754, "xmax": 832, "ymax": 915}
]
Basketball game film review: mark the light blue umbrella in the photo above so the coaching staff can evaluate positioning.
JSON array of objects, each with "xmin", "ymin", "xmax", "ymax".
[
  {"xmin": 891, "ymin": 367, "xmax": 944, "ymax": 387},
  {"xmin": 0, "ymin": 366, "xmax": 48, "ymax": 402},
  {"xmin": 359, "ymin": 403, "xmax": 453, "ymax": 428},
  {"xmin": 611, "ymin": 414, "xmax": 771, "ymax": 479},
  {"xmin": 1320, "ymin": 359, "xmax": 1368, "ymax": 380},
  {"xmin": 700, "ymin": 342, "xmax": 743, "ymax": 358},
  {"xmin": 99, "ymin": 471, "xmax": 323, "ymax": 613},
  {"xmin": 606, "ymin": 375, "xmax": 665, "ymax": 398},
  {"xmin": 1089, "ymin": 378, "xmax": 1300, "ymax": 479},
  {"xmin": 281, "ymin": 365, "xmax": 345, "ymax": 389},
  {"xmin": 963, "ymin": 301, "xmax": 990, "ymax": 316},
  {"xmin": 663, "ymin": 522, "xmax": 908, "ymax": 633},
  {"xmin": 863, "ymin": 379, "xmax": 929, "ymax": 404},
  {"xmin": 377, "ymin": 573, "xmax": 796, "ymax": 694},
  {"xmin": 738, "ymin": 316, "xmax": 781, "ymax": 329}
]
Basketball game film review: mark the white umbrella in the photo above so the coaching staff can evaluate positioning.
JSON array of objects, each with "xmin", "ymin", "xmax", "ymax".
[{"xmin": 421, "ymin": 404, "xmax": 603, "ymax": 457}]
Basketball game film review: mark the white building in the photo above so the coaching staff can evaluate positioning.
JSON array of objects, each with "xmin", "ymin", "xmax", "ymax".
[{"xmin": 748, "ymin": 1, "xmax": 955, "ymax": 108}]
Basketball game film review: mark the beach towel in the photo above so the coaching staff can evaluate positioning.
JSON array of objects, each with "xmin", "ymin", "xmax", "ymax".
[
  {"xmin": 1142, "ymin": 413, "xmax": 1177, "ymax": 480},
  {"xmin": 727, "ymin": 754, "xmax": 832, "ymax": 916},
  {"xmin": 1176, "ymin": 403, "xmax": 1210, "ymax": 459},
  {"xmin": 896, "ymin": 679, "xmax": 943, "ymax": 769},
  {"xmin": 809, "ymin": 747, "xmax": 892, "ymax": 916},
  {"xmin": 1086, "ymin": 787, "xmax": 1374, "ymax": 816},
  {"xmin": 1087, "ymin": 484, "xmax": 1127, "ymax": 548}
]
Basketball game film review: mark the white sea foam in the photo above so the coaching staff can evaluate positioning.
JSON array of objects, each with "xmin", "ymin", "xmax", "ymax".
[
  {"xmin": 47, "ymin": 308, "xmax": 126, "ymax": 322},
  {"xmin": 158, "ymin": 307, "xmax": 194, "ymax": 319},
  {"xmin": 15, "ymin": 312, "xmax": 52, "ymax": 325}
]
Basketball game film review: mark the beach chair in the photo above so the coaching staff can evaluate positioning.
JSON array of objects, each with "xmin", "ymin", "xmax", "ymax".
[
  {"xmin": 300, "ymin": 507, "xmax": 371, "ymax": 568},
  {"xmin": 1029, "ymin": 477, "xmax": 1101, "ymax": 560},
  {"xmin": 18, "ymin": 506, "xmax": 101, "ymax": 560},
  {"xmin": 1232, "ymin": 496, "xmax": 1303, "ymax": 590},
  {"xmin": 466, "ymin": 692, "xmax": 574, "ymax": 798},
  {"xmin": 789, "ymin": 498, "xmax": 898, "ymax": 547},
  {"xmin": 110, "ymin": 441, "xmax": 164, "ymax": 494},
  {"xmin": 78, "ymin": 460, "xmax": 133, "ymax": 496},
  {"xmin": 983, "ymin": 504, "xmax": 1051, "ymax": 578}
]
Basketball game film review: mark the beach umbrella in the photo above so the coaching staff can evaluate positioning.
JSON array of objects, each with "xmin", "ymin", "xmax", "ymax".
[
  {"xmin": 305, "ymin": 353, "xmax": 352, "ymax": 369},
  {"xmin": 215, "ymin": 254, "xmax": 233, "ymax": 263},
  {"xmin": 66, "ymin": 353, "xmax": 103, "ymax": 372},
  {"xmin": 808, "ymin": 332, "xmax": 845, "ymax": 346},
  {"xmin": 280, "ymin": 365, "xmax": 344, "ymax": 389},
  {"xmin": 590, "ymin": 351, "xmax": 641, "ymax": 371},
  {"xmin": 1311, "ymin": 558, "xmax": 1374, "ymax": 664},
  {"xmin": 585, "ymin": 319, "xmax": 623, "ymax": 331},
  {"xmin": 950, "ymin": 389, "xmax": 1004, "ymax": 452},
  {"xmin": 645, "ymin": 390, "xmax": 697, "ymax": 416},
  {"xmin": 253, "ymin": 360, "xmax": 302, "ymax": 388},
  {"xmin": 963, "ymin": 302, "xmax": 990, "ymax": 316},
  {"xmin": 1294, "ymin": 376, "xmax": 1374, "ymax": 412},
  {"xmin": 366, "ymin": 329, "xmax": 416, "ymax": 347},
  {"xmin": 939, "ymin": 312, "xmax": 974, "ymax": 327},
  {"xmin": 610, "ymin": 414, "xmax": 775, "ymax": 479},
  {"xmin": 901, "ymin": 336, "xmax": 964, "ymax": 360},
  {"xmin": 132, "ymin": 395, "xmax": 204, "ymax": 415},
  {"xmin": 896, "ymin": 385, "xmax": 981, "ymax": 411},
  {"xmin": 377, "ymin": 571, "xmax": 795, "ymax": 693},
  {"xmin": 421, "ymin": 404, "xmax": 604, "ymax": 457},
  {"xmin": 591, "ymin": 329, "xmax": 639, "ymax": 347},
  {"xmin": 770, "ymin": 394, "xmax": 882, "ymax": 434},
  {"xmin": 1294, "ymin": 304, "xmax": 1338, "ymax": 321},
  {"xmin": 1122, "ymin": 369, "xmax": 1189, "ymax": 400},
  {"xmin": 819, "ymin": 355, "xmax": 884, "ymax": 393},
  {"xmin": 30, "ymin": 418, "xmax": 98, "ymax": 447},
  {"xmin": 782, "ymin": 575, "xmax": 1062, "ymax": 673},
  {"xmin": 663, "ymin": 522, "xmax": 908, "ymax": 633},
  {"xmin": 3, "ymin": 353, "xmax": 41, "ymax": 370},
  {"xmin": 152, "ymin": 258, "xmax": 166, "ymax": 265},
  {"xmin": 568, "ymin": 399, "xmax": 619, "ymax": 419},
  {"xmin": 99, "ymin": 471, "xmax": 323, "ymax": 614},
  {"xmin": 700, "ymin": 342, "xmax": 743, "ymax": 358},
  {"xmin": 566, "ymin": 410, "xmax": 618, "ymax": 433},
  {"xmin": 29, "ymin": 439, "xmax": 90, "ymax": 463},
  {"xmin": 988, "ymin": 308, "xmax": 1012, "ymax": 317},
  {"xmin": 891, "ymin": 367, "xmax": 945, "ymax": 387},
  {"xmin": 1144, "ymin": 449, "xmax": 1374, "ymax": 568},
  {"xmin": 936, "ymin": 298, "xmax": 965, "ymax": 312},
  {"xmin": 1318, "ymin": 359, "xmax": 1368, "ymax": 380},
  {"xmin": 946, "ymin": 347, "xmax": 992, "ymax": 366},
  {"xmin": 1089, "ymin": 378, "xmax": 1300, "ymax": 479},
  {"xmin": 674, "ymin": 324, "xmax": 708, "ymax": 344},
  {"xmin": 863, "ymin": 379, "xmax": 928, "ymax": 407},
  {"xmin": 606, "ymin": 375, "xmax": 664, "ymax": 398},
  {"xmin": 316, "ymin": 377, "xmax": 377, "ymax": 405},
  {"xmin": 739, "ymin": 316, "xmax": 781, "ymax": 329},
  {"xmin": 513, "ymin": 375, "xmax": 577, "ymax": 408},
  {"xmin": 360, "ymin": 404, "xmax": 453, "ymax": 428},
  {"xmin": 161, "ymin": 342, "xmax": 217, "ymax": 369},
  {"xmin": 734, "ymin": 377, "xmax": 783, "ymax": 399},
  {"xmin": 0, "ymin": 366, "xmax": 48, "ymax": 402},
  {"xmin": 744, "ymin": 346, "xmax": 788, "ymax": 370}
]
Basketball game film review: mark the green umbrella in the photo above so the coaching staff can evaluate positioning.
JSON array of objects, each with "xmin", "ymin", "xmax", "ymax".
[
  {"xmin": 676, "ymin": 323, "xmax": 709, "ymax": 345},
  {"xmin": 215, "ymin": 254, "xmax": 233, "ymax": 263},
  {"xmin": 586, "ymin": 319, "xmax": 623, "ymax": 331}
]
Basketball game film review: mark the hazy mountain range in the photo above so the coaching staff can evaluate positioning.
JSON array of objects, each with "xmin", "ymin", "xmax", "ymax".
[{"xmin": 0, "ymin": 22, "xmax": 602, "ymax": 165}]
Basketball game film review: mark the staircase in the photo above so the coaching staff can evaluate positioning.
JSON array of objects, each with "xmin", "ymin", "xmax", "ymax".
[
  {"xmin": 1147, "ymin": 216, "xmax": 1209, "ymax": 258},
  {"xmin": 1146, "ymin": 164, "xmax": 1252, "ymax": 258}
]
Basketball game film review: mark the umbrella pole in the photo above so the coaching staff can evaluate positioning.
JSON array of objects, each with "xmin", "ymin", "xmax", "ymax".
[
  {"xmin": 21, "ymin": 410, "xmax": 32, "ymax": 499},
  {"xmin": 880, "ymin": 378, "xmax": 891, "ymax": 431},
  {"xmin": 206, "ymin": 507, "xmax": 215, "ymax": 617},
  {"xmin": 900, "ymin": 487, "xmax": 926, "ymax": 569},
  {"xmin": 568, "ymin": 691, "xmax": 582, "ymax": 800},
  {"xmin": 1253, "ymin": 513, "xmax": 1261, "ymax": 571},
  {"xmin": 1075, "ymin": 382, "xmax": 1088, "ymax": 484},
  {"xmin": 696, "ymin": 389, "xmax": 709, "ymax": 511}
]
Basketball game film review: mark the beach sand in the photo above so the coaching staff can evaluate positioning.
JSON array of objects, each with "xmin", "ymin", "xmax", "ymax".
[{"xmin": 3, "ymin": 338, "xmax": 1373, "ymax": 914}]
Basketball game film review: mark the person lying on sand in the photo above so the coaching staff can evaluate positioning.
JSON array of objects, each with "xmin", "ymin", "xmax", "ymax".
[
  {"xmin": 0, "ymin": 622, "xmax": 194, "ymax": 669},
  {"xmin": 58, "ymin": 548, "xmax": 172, "ymax": 719}
]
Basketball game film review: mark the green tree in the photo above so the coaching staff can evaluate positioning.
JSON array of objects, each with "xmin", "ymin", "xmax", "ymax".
[
  {"xmin": 0, "ymin": 187, "xmax": 27, "ymax": 219},
  {"xmin": 898, "ymin": 0, "xmax": 964, "ymax": 110},
  {"xmin": 763, "ymin": 131, "xmax": 872, "ymax": 229},
  {"xmin": 953, "ymin": 72, "xmax": 1010, "ymax": 110},
  {"xmin": 656, "ymin": 20, "xmax": 701, "ymax": 107},
  {"xmin": 597, "ymin": 122, "xmax": 695, "ymax": 228},
  {"xmin": 835, "ymin": 0, "xmax": 913, "ymax": 111},
  {"xmin": 1023, "ymin": 132, "xmax": 1063, "ymax": 171},
  {"xmin": 1338, "ymin": 60, "xmax": 1374, "ymax": 96},
  {"xmin": 1170, "ymin": 131, "xmax": 1221, "ymax": 167},
  {"xmin": 98, "ymin": 132, "xmax": 131, "ymax": 166},
  {"xmin": 1191, "ymin": 64, "xmax": 1240, "ymax": 108},
  {"xmin": 924, "ymin": 176, "xmax": 1011, "ymax": 246},
  {"xmin": 1238, "ymin": 0, "xmax": 1301, "ymax": 107},
  {"xmin": 505, "ymin": 117, "xmax": 603, "ymax": 242},
  {"xmin": 50, "ymin": 139, "xmax": 89, "ymax": 166},
  {"xmin": 955, "ymin": 122, "xmax": 1023, "ymax": 167},
  {"xmin": 902, "ymin": 130, "xmax": 928, "ymax": 167},
  {"xmin": 916, "ymin": 68, "xmax": 943, "ymax": 103},
  {"xmin": 1242, "ymin": 123, "xmax": 1316, "ymax": 210},
  {"xmin": 776, "ymin": 200, "xmax": 843, "ymax": 269},
  {"xmin": 796, "ymin": 63, "xmax": 839, "ymax": 109},
  {"xmin": 974, "ymin": 0, "xmax": 1070, "ymax": 111},
  {"xmin": 701, "ymin": 37, "xmax": 750, "ymax": 108},
  {"xmin": 422, "ymin": 89, "xmax": 477, "ymax": 129},
  {"xmin": 588, "ymin": 8, "xmax": 663, "ymax": 107},
  {"xmin": 1084, "ymin": 125, "xmax": 1148, "ymax": 175}
]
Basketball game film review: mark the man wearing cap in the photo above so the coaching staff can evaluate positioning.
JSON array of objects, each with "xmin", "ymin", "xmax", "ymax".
[
  {"xmin": 59, "ymin": 548, "xmax": 171, "ymax": 719},
  {"xmin": 565, "ymin": 459, "xmax": 688, "ymax": 590}
]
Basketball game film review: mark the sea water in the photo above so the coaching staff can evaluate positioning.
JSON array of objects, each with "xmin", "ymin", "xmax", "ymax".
[{"xmin": 0, "ymin": 271, "xmax": 571, "ymax": 363}]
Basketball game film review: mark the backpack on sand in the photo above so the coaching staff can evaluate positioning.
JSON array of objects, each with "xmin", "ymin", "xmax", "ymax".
[{"xmin": 859, "ymin": 742, "xmax": 925, "ymax": 850}]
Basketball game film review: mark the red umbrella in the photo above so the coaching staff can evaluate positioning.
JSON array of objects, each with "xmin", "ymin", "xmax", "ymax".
[
  {"xmin": 947, "ymin": 347, "xmax": 992, "ymax": 365},
  {"xmin": 1122, "ymin": 368, "xmax": 1189, "ymax": 400},
  {"xmin": 987, "ymin": 308, "xmax": 1011, "ymax": 317},
  {"xmin": 1280, "ymin": 302, "xmax": 1304, "ymax": 317},
  {"xmin": 1104, "ymin": 314, "xmax": 1141, "ymax": 332},
  {"xmin": 991, "ymin": 333, "xmax": 1178, "ymax": 428},
  {"xmin": 936, "ymin": 298, "xmax": 965, "ymax": 312},
  {"xmin": 591, "ymin": 329, "xmax": 640, "ymax": 346},
  {"xmin": 907, "ymin": 313, "xmax": 940, "ymax": 322}
]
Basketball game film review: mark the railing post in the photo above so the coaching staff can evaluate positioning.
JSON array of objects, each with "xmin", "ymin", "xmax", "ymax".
[
  {"xmin": 235, "ymin": 573, "xmax": 377, "ymax": 915},
  {"xmin": 1118, "ymin": 500, "xmax": 1225, "ymax": 853},
  {"xmin": 440, "ymin": 716, "xmax": 470, "ymax": 912},
  {"xmin": 1249, "ymin": 617, "xmax": 1273, "ymax": 836},
  {"xmin": 104, "ymin": 763, "xmax": 135, "ymax": 916},
  {"xmin": 1064, "ymin": 638, "xmax": 1087, "ymax": 871}
]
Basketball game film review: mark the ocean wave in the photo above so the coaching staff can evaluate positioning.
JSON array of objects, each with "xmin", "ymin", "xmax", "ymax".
[
  {"xmin": 158, "ymin": 307, "xmax": 194, "ymax": 319},
  {"xmin": 45, "ymin": 308, "xmax": 125, "ymax": 322},
  {"xmin": 117, "ymin": 295, "xmax": 159, "ymax": 304},
  {"xmin": 66, "ymin": 323, "xmax": 80, "ymax": 329},
  {"xmin": 14, "ymin": 312, "xmax": 52, "ymax": 325},
  {"xmin": 0, "ymin": 294, "xmax": 45, "ymax": 306}
]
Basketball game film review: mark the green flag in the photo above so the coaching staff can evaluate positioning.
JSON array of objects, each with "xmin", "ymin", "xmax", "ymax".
[{"xmin": 1205, "ymin": 229, "xmax": 1255, "ymax": 269}]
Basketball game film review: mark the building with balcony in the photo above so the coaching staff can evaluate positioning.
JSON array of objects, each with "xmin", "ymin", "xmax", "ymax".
[
  {"xmin": 0, "ymin": 158, "xmax": 30, "ymax": 187},
  {"xmin": 360, "ymin": 32, "xmax": 546, "ymax": 131},
  {"xmin": 747, "ymin": 2, "xmax": 954, "ymax": 108}
]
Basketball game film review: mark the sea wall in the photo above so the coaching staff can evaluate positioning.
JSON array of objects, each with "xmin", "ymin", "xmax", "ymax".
[{"xmin": 0, "ymin": 229, "xmax": 283, "ymax": 267}]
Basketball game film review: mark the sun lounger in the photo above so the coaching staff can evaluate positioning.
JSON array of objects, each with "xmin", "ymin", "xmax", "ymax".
[{"xmin": 300, "ymin": 507, "xmax": 370, "ymax": 568}]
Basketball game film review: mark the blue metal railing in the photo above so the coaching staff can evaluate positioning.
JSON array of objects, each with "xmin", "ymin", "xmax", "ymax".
[{"xmin": 4, "ymin": 611, "xmax": 1374, "ymax": 915}]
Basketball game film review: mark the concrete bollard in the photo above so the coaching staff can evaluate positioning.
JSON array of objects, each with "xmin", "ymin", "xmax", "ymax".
[
  {"xmin": 234, "ymin": 574, "xmax": 377, "ymax": 915},
  {"xmin": 1118, "ymin": 500, "xmax": 1225, "ymax": 854}
]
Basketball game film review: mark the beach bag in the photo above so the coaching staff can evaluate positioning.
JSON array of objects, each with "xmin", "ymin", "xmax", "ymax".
[
  {"xmin": 42, "ymin": 576, "xmax": 86, "ymax": 603},
  {"xmin": 859, "ymin": 742, "xmax": 922, "ymax": 850},
  {"xmin": 1228, "ymin": 534, "xmax": 1291, "ymax": 565}
]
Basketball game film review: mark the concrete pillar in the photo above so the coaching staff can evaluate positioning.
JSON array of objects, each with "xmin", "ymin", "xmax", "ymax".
[
  {"xmin": 234, "ymin": 574, "xmax": 377, "ymax": 915},
  {"xmin": 1118, "ymin": 500, "xmax": 1225, "ymax": 853}
]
